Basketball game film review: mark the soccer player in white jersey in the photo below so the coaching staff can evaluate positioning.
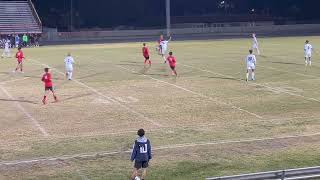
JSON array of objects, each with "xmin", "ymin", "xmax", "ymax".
[
  {"xmin": 304, "ymin": 40, "xmax": 313, "ymax": 66},
  {"xmin": 160, "ymin": 36, "xmax": 171, "ymax": 63},
  {"xmin": 1, "ymin": 39, "xmax": 11, "ymax": 58},
  {"xmin": 64, "ymin": 53, "xmax": 75, "ymax": 80},
  {"xmin": 246, "ymin": 49, "xmax": 257, "ymax": 81},
  {"xmin": 252, "ymin": 33, "xmax": 260, "ymax": 55}
]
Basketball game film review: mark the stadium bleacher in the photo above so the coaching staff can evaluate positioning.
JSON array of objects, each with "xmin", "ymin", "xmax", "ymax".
[{"xmin": 0, "ymin": 0, "xmax": 42, "ymax": 34}]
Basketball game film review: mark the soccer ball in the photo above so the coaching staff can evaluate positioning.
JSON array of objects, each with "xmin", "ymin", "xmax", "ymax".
[{"xmin": 134, "ymin": 176, "xmax": 141, "ymax": 180}]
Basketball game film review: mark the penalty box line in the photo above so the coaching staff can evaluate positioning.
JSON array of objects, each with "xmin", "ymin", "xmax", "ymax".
[
  {"xmin": 0, "ymin": 85, "xmax": 49, "ymax": 137},
  {"xmin": 1, "ymin": 132, "xmax": 319, "ymax": 167},
  {"xmin": 29, "ymin": 59, "xmax": 162, "ymax": 128},
  {"xmin": 181, "ymin": 64, "xmax": 320, "ymax": 103},
  {"xmin": 116, "ymin": 65, "xmax": 263, "ymax": 119}
]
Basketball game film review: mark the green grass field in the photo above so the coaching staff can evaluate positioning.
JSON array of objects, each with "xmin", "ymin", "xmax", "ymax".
[{"xmin": 0, "ymin": 36, "xmax": 320, "ymax": 180}]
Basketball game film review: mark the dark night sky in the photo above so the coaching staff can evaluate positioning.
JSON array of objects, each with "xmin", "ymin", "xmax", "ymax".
[{"xmin": 31, "ymin": 0, "xmax": 320, "ymax": 30}]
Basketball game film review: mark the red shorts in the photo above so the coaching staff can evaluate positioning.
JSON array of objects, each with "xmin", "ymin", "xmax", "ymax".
[
  {"xmin": 17, "ymin": 60, "xmax": 23, "ymax": 64},
  {"xmin": 170, "ymin": 66, "xmax": 176, "ymax": 70}
]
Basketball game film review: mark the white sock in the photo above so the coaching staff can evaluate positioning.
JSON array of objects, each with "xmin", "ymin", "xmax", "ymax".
[
  {"xmin": 246, "ymin": 73, "xmax": 249, "ymax": 80},
  {"xmin": 252, "ymin": 72, "xmax": 255, "ymax": 80},
  {"xmin": 68, "ymin": 72, "xmax": 73, "ymax": 79}
]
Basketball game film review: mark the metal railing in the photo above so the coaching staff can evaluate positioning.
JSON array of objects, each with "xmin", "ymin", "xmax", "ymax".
[
  {"xmin": 206, "ymin": 166, "xmax": 320, "ymax": 180},
  {"xmin": 28, "ymin": 0, "xmax": 42, "ymax": 33}
]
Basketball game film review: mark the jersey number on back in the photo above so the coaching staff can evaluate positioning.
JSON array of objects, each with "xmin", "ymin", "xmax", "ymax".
[{"xmin": 139, "ymin": 144, "xmax": 148, "ymax": 154}]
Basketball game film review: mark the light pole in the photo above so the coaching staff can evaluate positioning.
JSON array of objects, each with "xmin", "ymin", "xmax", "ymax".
[{"xmin": 166, "ymin": 0, "xmax": 171, "ymax": 36}]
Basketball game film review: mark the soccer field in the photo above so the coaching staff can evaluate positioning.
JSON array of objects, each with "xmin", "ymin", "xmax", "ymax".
[{"xmin": 0, "ymin": 36, "xmax": 320, "ymax": 180}]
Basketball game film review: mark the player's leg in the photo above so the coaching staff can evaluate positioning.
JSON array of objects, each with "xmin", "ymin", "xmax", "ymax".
[
  {"xmin": 14, "ymin": 61, "xmax": 21, "ymax": 72},
  {"xmin": 68, "ymin": 70, "xmax": 73, "ymax": 80},
  {"xmin": 20, "ymin": 62, "xmax": 23, "ymax": 72},
  {"xmin": 50, "ymin": 88, "xmax": 58, "ymax": 102},
  {"xmin": 42, "ymin": 89, "xmax": 49, "ymax": 104},
  {"xmin": 141, "ymin": 168, "xmax": 147, "ymax": 180},
  {"xmin": 6, "ymin": 49, "xmax": 10, "ymax": 57},
  {"xmin": 65, "ymin": 70, "xmax": 69, "ymax": 79},
  {"xmin": 131, "ymin": 167, "xmax": 139, "ymax": 180},
  {"xmin": 144, "ymin": 57, "xmax": 147, "ymax": 65},
  {"xmin": 146, "ymin": 57, "xmax": 151, "ymax": 66},
  {"xmin": 308, "ymin": 56, "xmax": 312, "ymax": 66},
  {"xmin": 305, "ymin": 56, "xmax": 308, "ymax": 66},
  {"xmin": 256, "ymin": 46, "xmax": 260, "ymax": 55},
  {"xmin": 246, "ymin": 69, "xmax": 249, "ymax": 81},
  {"xmin": 251, "ymin": 69, "xmax": 255, "ymax": 80}
]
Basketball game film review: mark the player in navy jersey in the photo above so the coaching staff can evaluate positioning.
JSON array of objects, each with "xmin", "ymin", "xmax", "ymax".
[{"xmin": 131, "ymin": 129, "xmax": 152, "ymax": 180}]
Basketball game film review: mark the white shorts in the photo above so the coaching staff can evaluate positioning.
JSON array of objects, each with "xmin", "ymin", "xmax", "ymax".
[
  {"xmin": 247, "ymin": 65, "xmax": 255, "ymax": 70},
  {"xmin": 305, "ymin": 53, "xmax": 312, "ymax": 58},
  {"xmin": 66, "ymin": 67, "xmax": 73, "ymax": 72},
  {"xmin": 160, "ymin": 47, "xmax": 167, "ymax": 55}
]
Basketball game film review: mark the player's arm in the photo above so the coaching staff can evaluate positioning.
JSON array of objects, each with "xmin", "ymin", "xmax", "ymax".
[
  {"xmin": 147, "ymin": 140, "xmax": 152, "ymax": 160},
  {"xmin": 130, "ymin": 142, "xmax": 137, "ymax": 162}
]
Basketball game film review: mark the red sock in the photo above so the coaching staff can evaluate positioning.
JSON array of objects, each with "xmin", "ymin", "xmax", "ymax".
[
  {"xmin": 149, "ymin": 60, "xmax": 152, "ymax": 65},
  {"xmin": 43, "ymin": 96, "xmax": 47, "ymax": 101},
  {"xmin": 144, "ymin": 60, "xmax": 147, "ymax": 64}
]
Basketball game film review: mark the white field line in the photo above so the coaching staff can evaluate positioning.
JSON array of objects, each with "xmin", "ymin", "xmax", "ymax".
[
  {"xmin": 0, "ymin": 77, "xmax": 31, "ymax": 85},
  {"xmin": 116, "ymin": 65, "xmax": 263, "ymax": 119},
  {"xmin": 258, "ymin": 64, "xmax": 317, "ymax": 78},
  {"xmin": 181, "ymin": 64, "xmax": 320, "ymax": 103},
  {"xmin": 30, "ymin": 59, "xmax": 162, "ymax": 127},
  {"xmin": 0, "ymin": 86, "xmax": 49, "ymax": 137},
  {"xmin": 1, "ymin": 114, "xmax": 319, "ymax": 147},
  {"xmin": 1, "ymin": 132, "xmax": 320, "ymax": 167}
]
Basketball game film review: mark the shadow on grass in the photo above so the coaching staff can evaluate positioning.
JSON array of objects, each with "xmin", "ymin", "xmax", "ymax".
[
  {"xmin": 270, "ymin": 61, "xmax": 303, "ymax": 66},
  {"xmin": 200, "ymin": 76, "xmax": 240, "ymax": 81}
]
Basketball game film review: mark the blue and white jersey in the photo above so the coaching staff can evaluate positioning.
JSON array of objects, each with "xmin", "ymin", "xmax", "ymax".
[{"xmin": 130, "ymin": 136, "xmax": 152, "ymax": 162}]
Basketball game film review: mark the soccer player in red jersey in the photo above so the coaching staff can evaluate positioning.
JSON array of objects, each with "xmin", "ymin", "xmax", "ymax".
[
  {"xmin": 142, "ymin": 43, "xmax": 151, "ymax": 66},
  {"xmin": 13, "ymin": 47, "xmax": 25, "ymax": 73},
  {"xmin": 41, "ymin": 68, "xmax": 58, "ymax": 104},
  {"xmin": 166, "ymin": 51, "xmax": 177, "ymax": 76}
]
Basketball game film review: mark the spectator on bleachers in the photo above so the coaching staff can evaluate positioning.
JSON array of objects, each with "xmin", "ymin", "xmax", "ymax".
[
  {"xmin": 22, "ymin": 34, "xmax": 28, "ymax": 47},
  {"xmin": 15, "ymin": 34, "xmax": 20, "ymax": 48}
]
